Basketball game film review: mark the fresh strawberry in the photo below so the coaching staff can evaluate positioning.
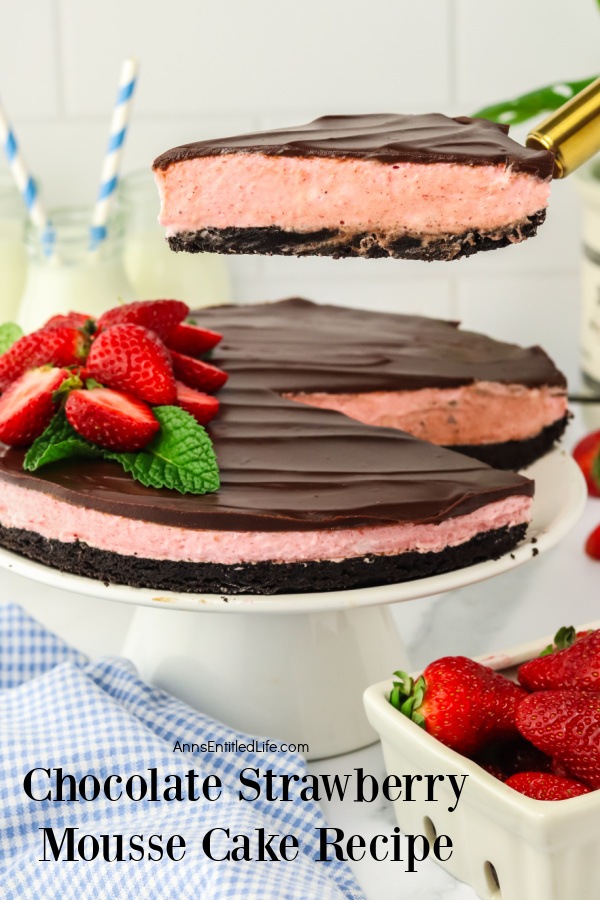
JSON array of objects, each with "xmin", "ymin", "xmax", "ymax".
[
  {"xmin": 86, "ymin": 323, "xmax": 177, "ymax": 405},
  {"xmin": 573, "ymin": 430, "xmax": 600, "ymax": 497},
  {"xmin": 170, "ymin": 350, "xmax": 228, "ymax": 393},
  {"xmin": 97, "ymin": 299, "xmax": 189, "ymax": 340},
  {"xmin": 518, "ymin": 627, "xmax": 600, "ymax": 692},
  {"xmin": 516, "ymin": 690, "xmax": 600, "ymax": 789},
  {"xmin": 0, "ymin": 367, "xmax": 69, "ymax": 446},
  {"xmin": 65, "ymin": 388, "xmax": 159, "ymax": 451},
  {"xmin": 389, "ymin": 657, "xmax": 527, "ymax": 756},
  {"xmin": 585, "ymin": 524, "xmax": 600, "ymax": 561},
  {"xmin": 43, "ymin": 312, "xmax": 95, "ymax": 331},
  {"xmin": 0, "ymin": 327, "xmax": 89, "ymax": 392},
  {"xmin": 165, "ymin": 322, "xmax": 222, "ymax": 356},
  {"xmin": 175, "ymin": 382, "xmax": 219, "ymax": 425},
  {"xmin": 504, "ymin": 771, "xmax": 591, "ymax": 800}
]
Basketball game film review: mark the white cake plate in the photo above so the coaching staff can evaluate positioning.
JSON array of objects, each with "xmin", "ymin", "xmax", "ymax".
[{"xmin": 0, "ymin": 450, "xmax": 585, "ymax": 758}]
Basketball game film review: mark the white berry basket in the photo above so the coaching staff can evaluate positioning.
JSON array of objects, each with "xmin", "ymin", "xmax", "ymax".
[{"xmin": 363, "ymin": 621, "xmax": 600, "ymax": 900}]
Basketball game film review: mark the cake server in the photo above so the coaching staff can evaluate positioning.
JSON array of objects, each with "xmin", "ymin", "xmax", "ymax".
[{"xmin": 527, "ymin": 75, "xmax": 600, "ymax": 178}]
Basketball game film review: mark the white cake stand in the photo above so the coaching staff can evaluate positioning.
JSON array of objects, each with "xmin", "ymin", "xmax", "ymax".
[{"xmin": 0, "ymin": 450, "xmax": 585, "ymax": 758}]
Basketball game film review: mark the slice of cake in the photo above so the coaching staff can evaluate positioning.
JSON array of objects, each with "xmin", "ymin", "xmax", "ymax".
[
  {"xmin": 0, "ymin": 299, "xmax": 565, "ymax": 595},
  {"xmin": 153, "ymin": 114, "xmax": 554, "ymax": 262}
]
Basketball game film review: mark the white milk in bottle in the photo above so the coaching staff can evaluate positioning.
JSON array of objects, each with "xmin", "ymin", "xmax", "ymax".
[
  {"xmin": 120, "ymin": 169, "xmax": 230, "ymax": 306},
  {"xmin": 18, "ymin": 206, "xmax": 134, "ymax": 332}
]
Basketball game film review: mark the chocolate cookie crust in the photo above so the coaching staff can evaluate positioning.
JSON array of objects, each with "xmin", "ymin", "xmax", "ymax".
[
  {"xmin": 0, "ymin": 522, "xmax": 528, "ymax": 595},
  {"xmin": 449, "ymin": 414, "xmax": 570, "ymax": 471},
  {"xmin": 166, "ymin": 212, "xmax": 546, "ymax": 262}
]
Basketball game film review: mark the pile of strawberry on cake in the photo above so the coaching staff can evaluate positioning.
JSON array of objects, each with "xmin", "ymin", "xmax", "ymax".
[{"xmin": 0, "ymin": 300, "xmax": 224, "ymax": 458}]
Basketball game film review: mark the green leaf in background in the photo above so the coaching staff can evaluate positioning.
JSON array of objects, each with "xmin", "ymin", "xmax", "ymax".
[
  {"xmin": 0, "ymin": 323, "xmax": 23, "ymax": 355},
  {"xmin": 107, "ymin": 405, "xmax": 220, "ymax": 495},
  {"xmin": 472, "ymin": 76, "xmax": 597, "ymax": 125},
  {"xmin": 592, "ymin": 450, "xmax": 600, "ymax": 495},
  {"xmin": 24, "ymin": 411, "xmax": 103, "ymax": 471}
]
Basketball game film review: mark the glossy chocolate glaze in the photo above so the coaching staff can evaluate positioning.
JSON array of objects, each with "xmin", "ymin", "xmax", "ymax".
[
  {"xmin": 0, "ymin": 299, "xmax": 543, "ymax": 532},
  {"xmin": 153, "ymin": 114, "xmax": 554, "ymax": 179},
  {"xmin": 204, "ymin": 298, "xmax": 565, "ymax": 392}
]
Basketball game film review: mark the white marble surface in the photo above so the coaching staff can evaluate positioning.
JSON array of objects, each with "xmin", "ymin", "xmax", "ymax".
[{"xmin": 1, "ymin": 407, "xmax": 598, "ymax": 899}]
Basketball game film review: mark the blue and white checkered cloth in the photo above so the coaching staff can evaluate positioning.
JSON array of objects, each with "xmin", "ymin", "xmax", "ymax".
[{"xmin": 0, "ymin": 604, "xmax": 364, "ymax": 899}]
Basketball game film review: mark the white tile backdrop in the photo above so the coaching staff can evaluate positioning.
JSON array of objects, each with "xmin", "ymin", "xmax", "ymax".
[{"xmin": 1, "ymin": 0, "xmax": 598, "ymax": 386}]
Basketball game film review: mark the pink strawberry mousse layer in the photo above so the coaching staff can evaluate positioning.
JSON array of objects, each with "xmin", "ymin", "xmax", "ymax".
[
  {"xmin": 155, "ymin": 156, "xmax": 551, "ymax": 236},
  {"xmin": 0, "ymin": 481, "xmax": 530, "ymax": 565},
  {"xmin": 284, "ymin": 383, "xmax": 567, "ymax": 446}
]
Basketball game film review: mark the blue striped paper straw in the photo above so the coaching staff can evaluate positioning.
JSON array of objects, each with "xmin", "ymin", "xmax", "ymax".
[
  {"xmin": 90, "ymin": 58, "xmax": 139, "ymax": 249},
  {"xmin": 0, "ymin": 96, "xmax": 52, "ymax": 248}
]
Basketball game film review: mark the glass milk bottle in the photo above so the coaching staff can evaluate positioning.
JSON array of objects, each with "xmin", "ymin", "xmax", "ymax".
[
  {"xmin": 18, "ymin": 207, "xmax": 134, "ymax": 332},
  {"xmin": 120, "ymin": 169, "xmax": 230, "ymax": 306},
  {"xmin": 0, "ymin": 171, "xmax": 27, "ymax": 322}
]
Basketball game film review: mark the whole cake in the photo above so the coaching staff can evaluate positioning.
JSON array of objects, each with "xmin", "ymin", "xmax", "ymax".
[
  {"xmin": 0, "ymin": 299, "xmax": 567, "ymax": 595},
  {"xmin": 153, "ymin": 114, "xmax": 554, "ymax": 262}
]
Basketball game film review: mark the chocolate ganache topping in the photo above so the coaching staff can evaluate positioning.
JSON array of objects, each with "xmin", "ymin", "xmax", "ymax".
[
  {"xmin": 153, "ymin": 114, "xmax": 554, "ymax": 179},
  {"xmin": 0, "ymin": 299, "xmax": 545, "ymax": 532}
]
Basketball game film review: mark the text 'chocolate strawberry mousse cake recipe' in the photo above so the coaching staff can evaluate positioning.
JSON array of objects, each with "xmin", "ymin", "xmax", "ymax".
[{"xmin": 0, "ymin": 299, "xmax": 568, "ymax": 595}]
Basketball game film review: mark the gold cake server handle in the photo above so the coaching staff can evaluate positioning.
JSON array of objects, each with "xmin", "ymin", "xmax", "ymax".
[{"xmin": 526, "ymin": 76, "xmax": 600, "ymax": 178}]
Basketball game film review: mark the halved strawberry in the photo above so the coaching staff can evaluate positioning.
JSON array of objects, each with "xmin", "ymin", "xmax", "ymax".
[
  {"xmin": 504, "ymin": 771, "xmax": 591, "ymax": 801},
  {"xmin": 170, "ymin": 350, "xmax": 228, "ymax": 393},
  {"xmin": 573, "ymin": 430, "xmax": 600, "ymax": 497},
  {"xmin": 0, "ymin": 367, "xmax": 69, "ymax": 446},
  {"xmin": 175, "ymin": 381, "xmax": 219, "ymax": 425},
  {"xmin": 0, "ymin": 326, "xmax": 89, "ymax": 392},
  {"xmin": 65, "ymin": 388, "xmax": 159, "ymax": 451},
  {"xmin": 97, "ymin": 299, "xmax": 189, "ymax": 340},
  {"xmin": 165, "ymin": 322, "xmax": 222, "ymax": 357},
  {"xmin": 86, "ymin": 323, "xmax": 177, "ymax": 405},
  {"xmin": 585, "ymin": 524, "xmax": 600, "ymax": 561}
]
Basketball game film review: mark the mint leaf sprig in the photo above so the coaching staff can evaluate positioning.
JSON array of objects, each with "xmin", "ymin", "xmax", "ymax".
[
  {"xmin": 473, "ymin": 76, "xmax": 597, "ymax": 126},
  {"xmin": 24, "ymin": 412, "xmax": 103, "ymax": 471},
  {"xmin": 107, "ymin": 406, "xmax": 220, "ymax": 494},
  {"xmin": 24, "ymin": 406, "xmax": 220, "ymax": 495}
]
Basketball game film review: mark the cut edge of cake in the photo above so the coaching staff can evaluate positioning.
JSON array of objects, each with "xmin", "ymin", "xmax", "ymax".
[{"xmin": 154, "ymin": 113, "xmax": 554, "ymax": 262}]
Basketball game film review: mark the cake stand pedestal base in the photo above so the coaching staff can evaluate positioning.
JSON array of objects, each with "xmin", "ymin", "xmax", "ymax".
[{"xmin": 122, "ymin": 603, "xmax": 409, "ymax": 760}]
